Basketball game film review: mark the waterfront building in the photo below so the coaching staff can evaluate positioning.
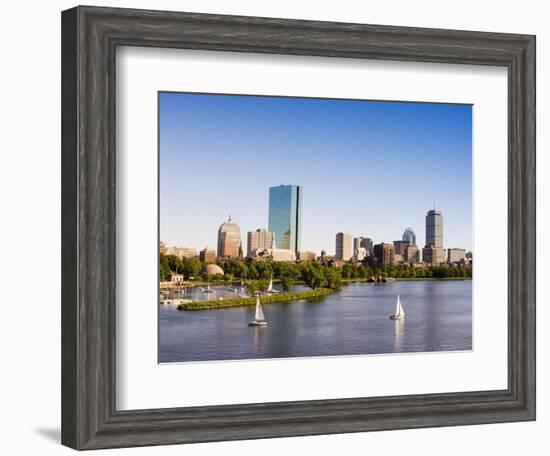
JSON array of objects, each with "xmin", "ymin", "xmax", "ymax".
[
  {"xmin": 448, "ymin": 248, "xmax": 467, "ymax": 263},
  {"xmin": 269, "ymin": 248, "xmax": 296, "ymax": 262},
  {"xmin": 298, "ymin": 251, "xmax": 316, "ymax": 261},
  {"xmin": 394, "ymin": 254, "xmax": 403, "ymax": 264},
  {"xmin": 335, "ymin": 232, "xmax": 353, "ymax": 261},
  {"xmin": 217, "ymin": 214, "xmax": 243, "ymax": 259},
  {"xmin": 404, "ymin": 245, "xmax": 420, "ymax": 264},
  {"xmin": 199, "ymin": 247, "xmax": 216, "ymax": 263},
  {"xmin": 268, "ymin": 185, "xmax": 302, "ymax": 253},
  {"xmin": 393, "ymin": 240, "xmax": 410, "ymax": 257},
  {"xmin": 422, "ymin": 245, "xmax": 445, "ymax": 265},
  {"xmin": 247, "ymin": 228, "xmax": 275, "ymax": 257},
  {"xmin": 170, "ymin": 272, "xmax": 184, "ymax": 284},
  {"xmin": 426, "ymin": 209, "xmax": 443, "ymax": 248},
  {"xmin": 354, "ymin": 247, "xmax": 367, "ymax": 261},
  {"xmin": 165, "ymin": 246, "xmax": 198, "ymax": 259},
  {"xmin": 402, "ymin": 227, "xmax": 417, "ymax": 246},
  {"xmin": 374, "ymin": 243, "xmax": 395, "ymax": 264}
]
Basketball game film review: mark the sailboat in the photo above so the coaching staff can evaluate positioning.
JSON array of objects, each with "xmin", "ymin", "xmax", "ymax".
[
  {"xmin": 266, "ymin": 275, "xmax": 279, "ymax": 294},
  {"xmin": 390, "ymin": 294, "xmax": 405, "ymax": 320},
  {"xmin": 249, "ymin": 295, "xmax": 268, "ymax": 326},
  {"xmin": 202, "ymin": 283, "xmax": 214, "ymax": 294}
]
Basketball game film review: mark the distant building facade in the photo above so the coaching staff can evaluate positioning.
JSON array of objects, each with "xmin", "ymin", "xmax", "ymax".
[
  {"xmin": 404, "ymin": 245, "xmax": 420, "ymax": 264},
  {"xmin": 335, "ymin": 232, "xmax": 353, "ymax": 261},
  {"xmin": 393, "ymin": 240, "xmax": 410, "ymax": 257},
  {"xmin": 165, "ymin": 246, "xmax": 198, "ymax": 259},
  {"xmin": 199, "ymin": 247, "xmax": 216, "ymax": 263},
  {"xmin": 269, "ymin": 248, "xmax": 296, "ymax": 262},
  {"xmin": 247, "ymin": 228, "xmax": 275, "ymax": 257},
  {"xmin": 422, "ymin": 246, "xmax": 445, "ymax": 265},
  {"xmin": 354, "ymin": 247, "xmax": 367, "ymax": 261},
  {"xmin": 374, "ymin": 243, "xmax": 395, "ymax": 264},
  {"xmin": 268, "ymin": 185, "xmax": 302, "ymax": 254},
  {"xmin": 402, "ymin": 227, "xmax": 417, "ymax": 246},
  {"xmin": 159, "ymin": 241, "xmax": 167, "ymax": 254},
  {"xmin": 448, "ymin": 248, "xmax": 467, "ymax": 263},
  {"xmin": 298, "ymin": 251, "xmax": 316, "ymax": 261},
  {"xmin": 217, "ymin": 215, "xmax": 242, "ymax": 259},
  {"xmin": 426, "ymin": 209, "xmax": 443, "ymax": 248}
]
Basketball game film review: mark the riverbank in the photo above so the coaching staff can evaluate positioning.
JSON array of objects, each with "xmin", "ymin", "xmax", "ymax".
[{"xmin": 177, "ymin": 288, "xmax": 335, "ymax": 311}]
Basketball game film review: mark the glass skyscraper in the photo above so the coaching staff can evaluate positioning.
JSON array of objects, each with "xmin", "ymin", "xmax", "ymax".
[
  {"xmin": 402, "ymin": 227, "xmax": 417, "ymax": 246},
  {"xmin": 268, "ymin": 185, "xmax": 301, "ymax": 253}
]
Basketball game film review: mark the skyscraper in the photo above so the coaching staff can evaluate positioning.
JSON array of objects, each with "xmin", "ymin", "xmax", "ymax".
[
  {"xmin": 402, "ymin": 227, "xmax": 417, "ymax": 246},
  {"xmin": 247, "ymin": 228, "xmax": 275, "ymax": 257},
  {"xmin": 335, "ymin": 233, "xmax": 353, "ymax": 261},
  {"xmin": 425, "ymin": 209, "xmax": 443, "ymax": 248},
  {"xmin": 424, "ymin": 209, "xmax": 444, "ymax": 264},
  {"xmin": 268, "ymin": 185, "xmax": 301, "ymax": 253},
  {"xmin": 217, "ymin": 214, "xmax": 242, "ymax": 259}
]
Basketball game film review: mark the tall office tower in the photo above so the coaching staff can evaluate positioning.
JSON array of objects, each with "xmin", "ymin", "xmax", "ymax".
[
  {"xmin": 353, "ymin": 237, "xmax": 364, "ymax": 252},
  {"xmin": 268, "ymin": 185, "xmax": 302, "ymax": 253},
  {"xmin": 247, "ymin": 228, "xmax": 275, "ymax": 257},
  {"xmin": 402, "ymin": 227, "xmax": 417, "ymax": 246},
  {"xmin": 217, "ymin": 214, "xmax": 243, "ymax": 259},
  {"xmin": 335, "ymin": 232, "xmax": 353, "ymax": 261},
  {"xmin": 425, "ymin": 209, "xmax": 443, "ymax": 248}
]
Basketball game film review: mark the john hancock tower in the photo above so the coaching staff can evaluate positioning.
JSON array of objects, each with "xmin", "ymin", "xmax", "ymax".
[{"xmin": 268, "ymin": 185, "xmax": 302, "ymax": 254}]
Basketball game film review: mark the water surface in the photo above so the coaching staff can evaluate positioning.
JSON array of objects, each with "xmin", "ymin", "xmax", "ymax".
[{"xmin": 159, "ymin": 280, "xmax": 472, "ymax": 363}]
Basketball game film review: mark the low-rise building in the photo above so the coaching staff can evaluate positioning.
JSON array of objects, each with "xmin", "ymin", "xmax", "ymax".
[
  {"xmin": 422, "ymin": 245, "xmax": 445, "ymax": 265},
  {"xmin": 298, "ymin": 251, "xmax": 316, "ymax": 261},
  {"xmin": 199, "ymin": 247, "xmax": 216, "ymax": 263},
  {"xmin": 448, "ymin": 248, "xmax": 467, "ymax": 263},
  {"xmin": 404, "ymin": 245, "xmax": 420, "ymax": 264},
  {"xmin": 165, "ymin": 246, "xmax": 198, "ymax": 259},
  {"xmin": 393, "ymin": 240, "xmax": 410, "ymax": 256},
  {"xmin": 269, "ymin": 248, "xmax": 296, "ymax": 262}
]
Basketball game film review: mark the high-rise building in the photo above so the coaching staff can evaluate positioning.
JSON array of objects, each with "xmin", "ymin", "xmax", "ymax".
[
  {"xmin": 247, "ymin": 228, "xmax": 275, "ymax": 257},
  {"xmin": 374, "ymin": 243, "xmax": 395, "ymax": 264},
  {"xmin": 448, "ymin": 248, "xmax": 467, "ymax": 263},
  {"xmin": 199, "ymin": 247, "xmax": 216, "ymax": 263},
  {"xmin": 426, "ymin": 209, "xmax": 443, "ymax": 248},
  {"xmin": 402, "ymin": 227, "xmax": 417, "ymax": 246},
  {"xmin": 354, "ymin": 236, "xmax": 373, "ymax": 257},
  {"xmin": 335, "ymin": 233, "xmax": 353, "ymax": 261},
  {"xmin": 393, "ymin": 240, "xmax": 410, "ymax": 256},
  {"xmin": 217, "ymin": 215, "xmax": 242, "ymax": 259},
  {"xmin": 268, "ymin": 185, "xmax": 302, "ymax": 253}
]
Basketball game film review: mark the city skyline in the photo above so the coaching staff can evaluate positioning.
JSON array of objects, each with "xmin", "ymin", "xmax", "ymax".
[{"xmin": 160, "ymin": 92, "xmax": 472, "ymax": 253}]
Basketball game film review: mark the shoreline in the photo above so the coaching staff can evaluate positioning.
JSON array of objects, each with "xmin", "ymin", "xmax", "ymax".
[{"xmin": 177, "ymin": 288, "xmax": 335, "ymax": 311}]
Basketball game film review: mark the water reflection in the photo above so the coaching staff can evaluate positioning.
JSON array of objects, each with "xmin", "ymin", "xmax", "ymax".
[{"xmin": 393, "ymin": 319, "xmax": 405, "ymax": 352}]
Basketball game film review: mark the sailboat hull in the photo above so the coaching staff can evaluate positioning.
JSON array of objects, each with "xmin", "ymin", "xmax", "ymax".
[
  {"xmin": 389, "ymin": 315, "xmax": 404, "ymax": 320},
  {"xmin": 248, "ymin": 320, "xmax": 268, "ymax": 326}
]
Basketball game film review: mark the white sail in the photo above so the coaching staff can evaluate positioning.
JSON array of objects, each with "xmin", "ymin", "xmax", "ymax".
[
  {"xmin": 255, "ymin": 296, "xmax": 265, "ymax": 321},
  {"xmin": 398, "ymin": 297, "xmax": 405, "ymax": 317},
  {"xmin": 267, "ymin": 276, "xmax": 273, "ymax": 292},
  {"xmin": 394, "ymin": 294, "xmax": 401, "ymax": 317}
]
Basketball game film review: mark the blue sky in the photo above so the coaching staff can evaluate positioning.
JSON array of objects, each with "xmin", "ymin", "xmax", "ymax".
[{"xmin": 159, "ymin": 92, "xmax": 472, "ymax": 254}]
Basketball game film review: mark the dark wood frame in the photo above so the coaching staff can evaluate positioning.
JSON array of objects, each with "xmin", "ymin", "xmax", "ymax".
[{"xmin": 61, "ymin": 5, "xmax": 536, "ymax": 450}]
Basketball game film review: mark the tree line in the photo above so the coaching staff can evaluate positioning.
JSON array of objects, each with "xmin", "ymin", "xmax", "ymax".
[{"xmin": 160, "ymin": 254, "xmax": 472, "ymax": 291}]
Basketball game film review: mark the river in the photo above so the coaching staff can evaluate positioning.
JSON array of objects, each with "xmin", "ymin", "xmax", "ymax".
[{"xmin": 159, "ymin": 280, "xmax": 472, "ymax": 363}]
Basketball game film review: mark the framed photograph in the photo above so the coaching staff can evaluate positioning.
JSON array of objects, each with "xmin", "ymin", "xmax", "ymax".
[{"xmin": 61, "ymin": 5, "xmax": 535, "ymax": 450}]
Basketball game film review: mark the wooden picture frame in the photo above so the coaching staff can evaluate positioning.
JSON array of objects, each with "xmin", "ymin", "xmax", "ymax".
[{"xmin": 61, "ymin": 5, "xmax": 536, "ymax": 450}]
